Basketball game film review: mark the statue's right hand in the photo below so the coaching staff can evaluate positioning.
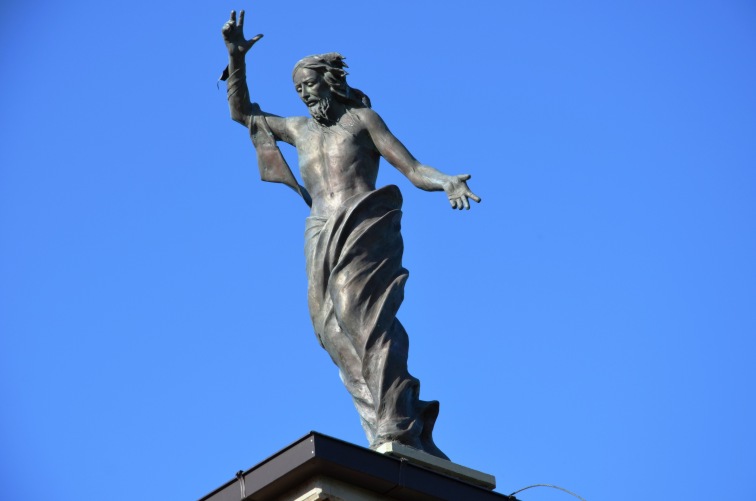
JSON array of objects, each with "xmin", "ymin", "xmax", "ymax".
[{"xmin": 222, "ymin": 10, "xmax": 263, "ymax": 56}]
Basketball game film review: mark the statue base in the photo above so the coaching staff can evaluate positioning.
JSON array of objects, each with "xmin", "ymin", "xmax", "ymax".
[
  {"xmin": 375, "ymin": 441, "xmax": 496, "ymax": 490},
  {"xmin": 198, "ymin": 431, "xmax": 511, "ymax": 501}
]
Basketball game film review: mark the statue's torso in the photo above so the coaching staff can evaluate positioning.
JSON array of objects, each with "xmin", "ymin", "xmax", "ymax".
[{"xmin": 295, "ymin": 113, "xmax": 381, "ymax": 218}]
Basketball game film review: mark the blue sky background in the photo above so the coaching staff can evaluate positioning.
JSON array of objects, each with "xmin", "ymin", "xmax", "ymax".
[{"xmin": 1, "ymin": 1, "xmax": 755, "ymax": 500}]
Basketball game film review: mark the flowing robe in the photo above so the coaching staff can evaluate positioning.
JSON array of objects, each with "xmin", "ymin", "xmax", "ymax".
[{"xmin": 304, "ymin": 185, "xmax": 447, "ymax": 459}]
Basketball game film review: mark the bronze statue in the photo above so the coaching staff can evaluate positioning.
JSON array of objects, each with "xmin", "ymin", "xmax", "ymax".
[{"xmin": 221, "ymin": 9, "xmax": 480, "ymax": 460}]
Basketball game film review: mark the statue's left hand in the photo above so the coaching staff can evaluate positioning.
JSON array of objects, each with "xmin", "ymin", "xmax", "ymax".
[
  {"xmin": 222, "ymin": 10, "xmax": 263, "ymax": 56},
  {"xmin": 443, "ymin": 174, "xmax": 481, "ymax": 210}
]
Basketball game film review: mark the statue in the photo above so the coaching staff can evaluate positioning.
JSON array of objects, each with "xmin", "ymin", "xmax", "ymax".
[{"xmin": 221, "ymin": 9, "xmax": 480, "ymax": 460}]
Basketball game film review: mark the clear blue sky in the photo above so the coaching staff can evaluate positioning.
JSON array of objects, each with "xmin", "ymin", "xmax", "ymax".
[{"xmin": 1, "ymin": 2, "xmax": 755, "ymax": 500}]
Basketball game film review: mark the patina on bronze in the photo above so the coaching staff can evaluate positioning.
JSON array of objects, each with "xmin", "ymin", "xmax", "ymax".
[{"xmin": 221, "ymin": 9, "xmax": 480, "ymax": 460}]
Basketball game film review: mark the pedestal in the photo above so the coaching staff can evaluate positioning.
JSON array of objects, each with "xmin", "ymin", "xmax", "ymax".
[{"xmin": 198, "ymin": 432, "xmax": 514, "ymax": 501}]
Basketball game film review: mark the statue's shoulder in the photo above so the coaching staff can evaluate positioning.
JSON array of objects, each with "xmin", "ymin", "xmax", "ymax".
[
  {"xmin": 286, "ymin": 115, "xmax": 310, "ymax": 127},
  {"xmin": 283, "ymin": 115, "xmax": 311, "ymax": 136},
  {"xmin": 349, "ymin": 107, "xmax": 383, "ymax": 129}
]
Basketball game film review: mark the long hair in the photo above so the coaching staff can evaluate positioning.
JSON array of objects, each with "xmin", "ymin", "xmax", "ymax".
[{"xmin": 293, "ymin": 53, "xmax": 372, "ymax": 109}]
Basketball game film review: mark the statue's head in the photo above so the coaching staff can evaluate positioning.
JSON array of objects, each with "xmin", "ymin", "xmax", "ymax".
[{"xmin": 293, "ymin": 53, "xmax": 371, "ymax": 123}]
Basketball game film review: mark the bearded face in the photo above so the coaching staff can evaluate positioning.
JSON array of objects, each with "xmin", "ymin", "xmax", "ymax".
[
  {"xmin": 294, "ymin": 67, "xmax": 337, "ymax": 124},
  {"xmin": 308, "ymin": 95, "xmax": 334, "ymax": 124}
]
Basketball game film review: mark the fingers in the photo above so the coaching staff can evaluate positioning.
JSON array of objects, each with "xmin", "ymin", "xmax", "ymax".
[
  {"xmin": 238, "ymin": 9, "xmax": 245, "ymax": 29},
  {"xmin": 449, "ymin": 197, "xmax": 468, "ymax": 210},
  {"xmin": 246, "ymin": 33, "xmax": 264, "ymax": 50},
  {"xmin": 459, "ymin": 174, "xmax": 471, "ymax": 181},
  {"xmin": 449, "ymin": 195, "xmax": 479, "ymax": 210},
  {"xmin": 223, "ymin": 10, "xmax": 236, "ymax": 35}
]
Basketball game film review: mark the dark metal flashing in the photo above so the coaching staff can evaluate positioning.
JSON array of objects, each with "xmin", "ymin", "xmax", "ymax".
[{"xmin": 198, "ymin": 432, "xmax": 511, "ymax": 501}]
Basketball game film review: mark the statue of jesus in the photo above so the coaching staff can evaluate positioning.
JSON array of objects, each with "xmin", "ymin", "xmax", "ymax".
[{"xmin": 222, "ymin": 9, "xmax": 480, "ymax": 460}]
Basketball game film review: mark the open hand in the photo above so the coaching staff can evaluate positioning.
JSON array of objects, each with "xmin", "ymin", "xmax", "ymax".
[
  {"xmin": 222, "ymin": 10, "xmax": 263, "ymax": 56},
  {"xmin": 444, "ymin": 174, "xmax": 481, "ymax": 210}
]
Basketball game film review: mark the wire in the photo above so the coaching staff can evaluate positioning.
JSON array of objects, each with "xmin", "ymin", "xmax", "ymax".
[
  {"xmin": 236, "ymin": 470, "xmax": 246, "ymax": 499},
  {"xmin": 510, "ymin": 483, "xmax": 587, "ymax": 501}
]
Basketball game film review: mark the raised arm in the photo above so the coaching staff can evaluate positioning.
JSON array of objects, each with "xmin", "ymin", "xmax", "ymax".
[
  {"xmin": 221, "ymin": 10, "xmax": 299, "ymax": 144},
  {"xmin": 361, "ymin": 109, "xmax": 481, "ymax": 210},
  {"xmin": 221, "ymin": 10, "xmax": 262, "ymax": 125}
]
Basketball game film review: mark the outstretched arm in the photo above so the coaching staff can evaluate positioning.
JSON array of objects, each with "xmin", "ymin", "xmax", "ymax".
[
  {"xmin": 221, "ymin": 10, "xmax": 298, "ymax": 144},
  {"xmin": 362, "ymin": 109, "xmax": 481, "ymax": 210}
]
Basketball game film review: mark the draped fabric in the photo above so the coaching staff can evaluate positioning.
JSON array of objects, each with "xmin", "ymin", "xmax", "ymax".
[
  {"xmin": 249, "ymin": 113, "xmax": 312, "ymax": 207},
  {"xmin": 304, "ymin": 185, "xmax": 447, "ymax": 459}
]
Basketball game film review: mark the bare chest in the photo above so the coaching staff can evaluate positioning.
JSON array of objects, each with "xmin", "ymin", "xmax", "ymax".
[{"xmin": 296, "ymin": 118, "xmax": 375, "ymax": 169}]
